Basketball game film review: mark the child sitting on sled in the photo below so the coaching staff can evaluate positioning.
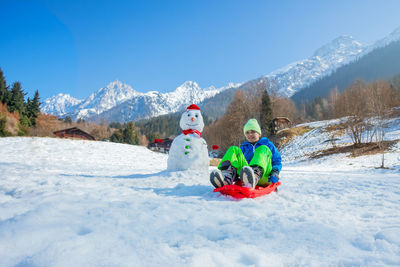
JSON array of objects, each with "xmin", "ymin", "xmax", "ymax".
[{"xmin": 210, "ymin": 118, "xmax": 282, "ymax": 189}]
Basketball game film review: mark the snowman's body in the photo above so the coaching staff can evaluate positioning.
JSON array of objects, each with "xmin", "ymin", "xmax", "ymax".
[
  {"xmin": 167, "ymin": 105, "xmax": 209, "ymax": 172},
  {"xmin": 167, "ymin": 133, "xmax": 209, "ymax": 171}
]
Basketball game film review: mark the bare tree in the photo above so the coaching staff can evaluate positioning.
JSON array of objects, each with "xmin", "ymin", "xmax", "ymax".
[
  {"xmin": 203, "ymin": 77, "xmax": 301, "ymax": 153},
  {"xmin": 139, "ymin": 134, "xmax": 149, "ymax": 147},
  {"xmin": 271, "ymin": 97, "xmax": 298, "ymax": 123},
  {"xmin": 366, "ymin": 81, "xmax": 400, "ymax": 167},
  {"xmin": 333, "ymin": 80, "xmax": 372, "ymax": 146},
  {"xmin": 328, "ymin": 87, "xmax": 340, "ymax": 118},
  {"xmin": 330, "ymin": 79, "xmax": 400, "ymax": 162},
  {"xmin": 203, "ymin": 90, "xmax": 250, "ymax": 152}
]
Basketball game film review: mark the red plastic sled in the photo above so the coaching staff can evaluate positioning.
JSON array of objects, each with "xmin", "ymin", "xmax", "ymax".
[{"xmin": 213, "ymin": 182, "xmax": 281, "ymax": 199}]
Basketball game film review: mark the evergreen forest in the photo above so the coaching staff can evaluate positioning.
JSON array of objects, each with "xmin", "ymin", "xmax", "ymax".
[{"xmin": 0, "ymin": 68, "xmax": 41, "ymax": 136}]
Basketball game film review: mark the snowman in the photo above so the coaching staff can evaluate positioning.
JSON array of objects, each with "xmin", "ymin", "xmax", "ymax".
[{"xmin": 167, "ymin": 104, "xmax": 209, "ymax": 172}]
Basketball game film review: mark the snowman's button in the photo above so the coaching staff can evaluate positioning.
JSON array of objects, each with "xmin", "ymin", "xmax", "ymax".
[
  {"xmin": 185, "ymin": 145, "xmax": 190, "ymax": 149},
  {"xmin": 185, "ymin": 139, "xmax": 190, "ymax": 141}
]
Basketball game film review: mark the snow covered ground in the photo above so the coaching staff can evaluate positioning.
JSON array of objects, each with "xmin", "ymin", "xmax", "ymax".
[{"xmin": 0, "ymin": 118, "xmax": 399, "ymax": 266}]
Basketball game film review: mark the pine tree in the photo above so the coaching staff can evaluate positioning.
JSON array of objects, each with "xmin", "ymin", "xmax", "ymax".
[
  {"xmin": 29, "ymin": 90, "xmax": 41, "ymax": 126},
  {"xmin": 8, "ymin": 82, "xmax": 26, "ymax": 114},
  {"xmin": 110, "ymin": 129, "xmax": 124, "ymax": 143},
  {"xmin": 123, "ymin": 121, "xmax": 139, "ymax": 145},
  {"xmin": 0, "ymin": 68, "xmax": 8, "ymax": 104},
  {"xmin": 260, "ymin": 89, "xmax": 273, "ymax": 135},
  {"xmin": 25, "ymin": 97, "xmax": 32, "ymax": 120},
  {"xmin": 109, "ymin": 122, "xmax": 139, "ymax": 145}
]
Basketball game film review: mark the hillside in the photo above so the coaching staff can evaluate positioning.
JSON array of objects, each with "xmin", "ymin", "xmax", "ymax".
[
  {"xmin": 292, "ymin": 40, "xmax": 400, "ymax": 103},
  {"xmin": 279, "ymin": 114, "xmax": 399, "ymax": 163},
  {"xmin": 0, "ymin": 113, "xmax": 399, "ymax": 266},
  {"xmin": 199, "ymin": 87, "xmax": 237, "ymax": 121}
]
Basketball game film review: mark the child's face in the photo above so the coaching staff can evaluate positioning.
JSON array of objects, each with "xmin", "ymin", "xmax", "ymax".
[{"xmin": 245, "ymin": 130, "xmax": 261, "ymax": 143}]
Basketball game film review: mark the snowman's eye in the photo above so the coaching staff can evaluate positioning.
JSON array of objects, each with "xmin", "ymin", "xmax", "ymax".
[
  {"xmin": 187, "ymin": 114, "xmax": 190, "ymax": 117},
  {"xmin": 195, "ymin": 115, "xmax": 198, "ymax": 118}
]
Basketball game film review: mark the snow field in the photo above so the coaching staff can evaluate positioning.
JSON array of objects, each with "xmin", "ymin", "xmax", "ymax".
[{"xmin": 0, "ymin": 136, "xmax": 399, "ymax": 266}]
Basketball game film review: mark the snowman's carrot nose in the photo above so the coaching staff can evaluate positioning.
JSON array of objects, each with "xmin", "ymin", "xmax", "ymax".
[{"xmin": 191, "ymin": 117, "xmax": 195, "ymax": 122}]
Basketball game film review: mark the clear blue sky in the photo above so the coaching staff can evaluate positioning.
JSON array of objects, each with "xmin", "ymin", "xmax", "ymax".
[{"xmin": 1, "ymin": 0, "xmax": 400, "ymax": 100}]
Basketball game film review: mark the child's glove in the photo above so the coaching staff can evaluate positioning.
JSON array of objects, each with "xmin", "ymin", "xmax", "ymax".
[{"xmin": 268, "ymin": 170, "xmax": 280, "ymax": 183}]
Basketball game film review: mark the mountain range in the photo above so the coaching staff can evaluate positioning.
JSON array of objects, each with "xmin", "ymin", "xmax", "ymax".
[
  {"xmin": 43, "ymin": 81, "xmax": 240, "ymax": 122},
  {"xmin": 42, "ymin": 27, "xmax": 400, "ymax": 123}
]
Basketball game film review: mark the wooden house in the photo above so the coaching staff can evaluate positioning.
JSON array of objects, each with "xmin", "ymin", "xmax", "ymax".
[
  {"xmin": 53, "ymin": 127, "xmax": 95, "ymax": 141},
  {"xmin": 272, "ymin": 117, "xmax": 291, "ymax": 133}
]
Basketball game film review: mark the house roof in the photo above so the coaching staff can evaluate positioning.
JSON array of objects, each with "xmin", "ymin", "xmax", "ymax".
[
  {"xmin": 53, "ymin": 127, "xmax": 79, "ymax": 133},
  {"xmin": 273, "ymin": 117, "xmax": 291, "ymax": 122},
  {"xmin": 53, "ymin": 127, "xmax": 95, "ymax": 140}
]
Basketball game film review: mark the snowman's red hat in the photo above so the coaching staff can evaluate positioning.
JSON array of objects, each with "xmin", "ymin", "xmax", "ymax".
[{"xmin": 186, "ymin": 104, "xmax": 201, "ymax": 111}]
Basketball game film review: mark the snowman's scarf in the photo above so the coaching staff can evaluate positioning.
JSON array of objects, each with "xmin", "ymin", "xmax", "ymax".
[{"xmin": 182, "ymin": 129, "xmax": 201, "ymax": 137}]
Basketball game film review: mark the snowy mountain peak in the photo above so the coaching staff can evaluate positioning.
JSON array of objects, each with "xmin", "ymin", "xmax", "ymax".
[
  {"xmin": 96, "ymin": 79, "xmax": 138, "ymax": 97},
  {"xmin": 313, "ymin": 35, "xmax": 365, "ymax": 59},
  {"xmin": 74, "ymin": 80, "xmax": 140, "ymax": 119},
  {"xmin": 169, "ymin": 81, "xmax": 215, "ymax": 101},
  {"xmin": 175, "ymin": 81, "xmax": 201, "ymax": 93},
  {"xmin": 103, "ymin": 79, "xmax": 135, "ymax": 93},
  {"xmin": 268, "ymin": 34, "xmax": 369, "ymax": 97},
  {"xmin": 42, "ymin": 93, "xmax": 83, "ymax": 116}
]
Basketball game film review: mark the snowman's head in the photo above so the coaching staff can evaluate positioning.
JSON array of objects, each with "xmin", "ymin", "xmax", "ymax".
[{"xmin": 180, "ymin": 104, "xmax": 204, "ymax": 132}]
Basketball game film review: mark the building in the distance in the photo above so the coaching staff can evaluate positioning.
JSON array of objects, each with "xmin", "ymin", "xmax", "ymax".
[
  {"xmin": 53, "ymin": 127, "xmax": 95, "ymax": 141},
  {"xmin": 148, "ymin": 138, "xmax": 173, "ymax": 153}
]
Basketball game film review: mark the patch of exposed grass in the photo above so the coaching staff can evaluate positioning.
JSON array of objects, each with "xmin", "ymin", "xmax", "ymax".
[
  {"xmin": 323, "ymin": 123, "xmax": 347, "ymax": 134},
  {"xmin": 309, "ymin": 140, "xmax": 399, "ymax": 159},
  {"xmin": 274, "ymin": 126, "xmax": 313, "ymax": 148},
  {"xmin": 321, "ymin": 123, "xmax": 349, "ymax": 144}
]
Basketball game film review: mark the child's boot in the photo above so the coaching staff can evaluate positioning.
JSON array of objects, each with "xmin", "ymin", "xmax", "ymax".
[
  {"xmin": 240, "ymin": 165, "xmax": 263, "ymax": 189},
  {"xmin": 210, "ymin": 161, "xmax": 236, "ymax": 188},
  {"xmin": 210, "ymin": 169, "xmax": 227, "ymax": 188}
]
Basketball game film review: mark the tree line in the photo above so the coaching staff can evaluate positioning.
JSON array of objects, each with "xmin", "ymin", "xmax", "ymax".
[
  {"xmin": 0, "ymin": 68, "xmax": 41, "ymax": 136},
  {"xmin": 298, "ymin": 78, "xmax": 400, "ymax": 122}
]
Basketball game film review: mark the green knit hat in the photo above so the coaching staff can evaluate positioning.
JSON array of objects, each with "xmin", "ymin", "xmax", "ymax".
[{"xmin": 243, "ymin": 118, "xmax": 261, "ymax": 135}]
